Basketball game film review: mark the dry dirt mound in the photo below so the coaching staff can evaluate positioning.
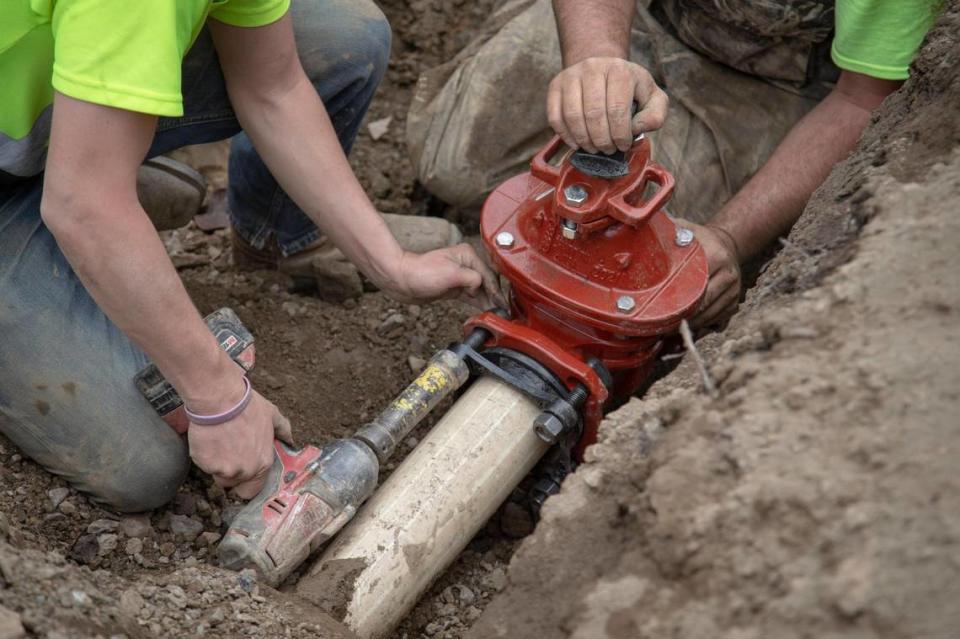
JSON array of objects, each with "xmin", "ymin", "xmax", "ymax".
[{"xmin": 468, "ymin": 6, "xmax": 960, "ymax": 639}]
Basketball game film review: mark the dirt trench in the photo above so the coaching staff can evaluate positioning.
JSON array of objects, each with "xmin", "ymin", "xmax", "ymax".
[{"xmin": 466, "ymin": 6, "xmax": 960, "ymax": 638}]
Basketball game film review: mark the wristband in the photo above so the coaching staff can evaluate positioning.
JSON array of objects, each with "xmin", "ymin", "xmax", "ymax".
[{"xmin": 184, "ymin": 377, "xmax": 252, "ymax": 426}]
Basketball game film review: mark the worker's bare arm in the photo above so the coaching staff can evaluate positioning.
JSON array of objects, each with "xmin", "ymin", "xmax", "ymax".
[
  {"xmin": 688, "ymin": 70, "xmax": 903, "ymax": 327},
  {"xmin": 548, "ymin": 0, "xmax": 667, "ymax": 154},
  {"xmin": 42, "ymin": 94, "xmax": 288, "ymax": 497},
  {"xmin": 208, "ymin": 14, "xmax": 502, "ymax": 308}
]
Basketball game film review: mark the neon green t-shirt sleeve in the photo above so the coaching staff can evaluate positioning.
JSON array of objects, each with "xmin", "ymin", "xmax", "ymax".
[
  {"xmin": 210, "ymin": 0, "xmax": 291, "ymax": 28},
  {"xmin": 832, "ymin": 0, "xmax": 941, "ymax": 80},
  {"xmin": 50, "ymin": 0, "xmax": 196, "ymax": 117}
]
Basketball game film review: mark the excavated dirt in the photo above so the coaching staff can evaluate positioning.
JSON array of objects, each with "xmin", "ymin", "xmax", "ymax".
[
  {"xmin": 1, "ymin": 2, "xmax": 957, "ymax": 639},
  {"xmin": 467, "ymin": 6, "xmax": 960, "ymax": 639}
]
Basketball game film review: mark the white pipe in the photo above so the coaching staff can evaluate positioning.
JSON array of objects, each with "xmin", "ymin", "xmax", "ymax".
[{"xmin": 295, "ymin": 376, "xmax": 547, "ymax": 638}]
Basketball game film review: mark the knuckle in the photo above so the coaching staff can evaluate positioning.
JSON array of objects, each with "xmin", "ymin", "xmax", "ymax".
[{"xmin": 583, "ymin": 107, "xmax": 607, "ymax": 123}]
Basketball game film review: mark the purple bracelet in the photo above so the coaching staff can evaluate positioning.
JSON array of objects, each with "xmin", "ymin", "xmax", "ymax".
[{"xmin": 185, "ymin": 377, "xmax": 252, "ymax": 426}]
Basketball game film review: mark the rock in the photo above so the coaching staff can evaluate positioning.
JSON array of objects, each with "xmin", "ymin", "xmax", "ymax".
[
  {"xmin": 0, "ymin": 514, "xmax": 8, "ymax": 540},
  {"xmin": 69, "ymin": 534, "xmax": 99, "ymax": 565},
  {"xmin": 169, "ymin": 514, "xmax": 204, "ymax": 542},
  {"xmin": 484, "ymin": 567, "xmax": 508, "ymax": 592},
  {"xmin": 456, "ymin": 584, "xmax": 476, "ymax": 605},
  {"xmin": 97, "ymin": 533, "xmax": 119, "ymax": 556},
  {"xmin": 198, "ymin": 531, "xmax": 221, "ymax": 547},
  {"xmin": 159, "ymin": 542, "xmax": 176, "ymax": 557},
  {"xmin": 47, "ymin": 487, "xmax": 70, "ymax": 510},
  {"xmin": 408, "ymin": 355, "xmax": 427, "ymax": 372},
  {"xmin": 281, "ymin": 301, "xmax": 300, "ymax": 317},
  {"xmin": 124, "ymin": 538, "xmax": 143, "ymax": 556},
  {"xmin": 120, "ymin": 515, "xmax": 153, "ymax": 539},
  {"xmin": 70, "ymin": 590, "xmax": 90, "ymax": 608},
  {"xmin": 87, "ymin": 518, "xmax": 119, "ymax": 535},
  {"xmin": 0, "ymin": 605, "xmax": 24, "ymax": 639},
  {"xmin": 424, "ymin": 620, "xmax": 443, "ymax": 636},
  {"xmin": 369, "ymin": 170, "xmax": 392, "ymax": 199},
  {"xmin": 171, "ymin": 493, "xmax": 196, "ymax": 517},
  {"xmin": 465, "ymin": 605, "xmax": 482, "ymax": 621},
  {"xmin": 57, "ymin": 501, "xmax": 77, "ymax": 516},
  {"xmin": 377, "ymin": 313, "xmax": 406, "ymax": 338},
  {"xmin": 119, "ymin": 589, "xmax": 144, "ymax": 618},
  {"xmin": 237, "ymin": 569, "xmax": 258, "ymax": 593},
  {"xmin": 367, "ymin": 115, "xmax": 392, "ymax": 141}
]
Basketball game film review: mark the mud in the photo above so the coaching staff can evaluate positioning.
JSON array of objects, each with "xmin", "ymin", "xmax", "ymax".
[{"xmin": 467, "ymin": 6, "xmax": 960, "ymax": 638}]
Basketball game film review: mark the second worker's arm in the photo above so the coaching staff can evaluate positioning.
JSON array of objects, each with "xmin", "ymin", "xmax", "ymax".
[{"xmin": 549, "ymin": 0, "xmax": 668, "ymax": 154}]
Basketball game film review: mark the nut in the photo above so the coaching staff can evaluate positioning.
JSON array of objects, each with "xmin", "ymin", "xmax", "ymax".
[
  {"xmin": 563, "ymin": 184, "xmax": 589, "ymax": 207},
  {"xmin": 533, "ymin": 413, "xmax": 565, "ymax": 444},
  {"xmin": 675, "ymin": 227, "xmax": 695, "ymax": 247},
  {"xmin": 561, "ymin": 218, "xmax": 578, "ymax": 240},
  {"xmin": 495, "ymin": 231, "xmax": 515, "ymax": 248},
  {"xmin": 616, "ymin": 295, "xmax": 636, "ymax": 313}
]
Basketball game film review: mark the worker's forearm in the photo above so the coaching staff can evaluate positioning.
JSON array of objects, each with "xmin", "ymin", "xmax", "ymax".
[
  {"xmin": 228, "ymin": 74, "xmax": 403, "ymax": 287},
  {"xmin": 553, "ymin": 0, "xmax": 634, "ymax": 65},
  {"xmin": 708, "ymin": 90, "xmax": 874, "ymax": 262},
  {"xmin": 41, "ymin": 196, "xmax": 244, "ymax": 412}
]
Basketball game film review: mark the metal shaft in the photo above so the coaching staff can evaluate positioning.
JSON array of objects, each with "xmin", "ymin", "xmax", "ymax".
[
  {"xmin": 354, "ymin": 348, "xmax": 470, "ymax": 462},
  {"xmin": 296, "ymin": 376, "xmax": 548, "ymax": 639}
]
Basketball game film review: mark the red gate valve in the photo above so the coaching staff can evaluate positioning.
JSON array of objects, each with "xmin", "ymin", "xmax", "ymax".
[{"xmin": 473, "ymin": 134, "xmax": 709, "ymax": 456}]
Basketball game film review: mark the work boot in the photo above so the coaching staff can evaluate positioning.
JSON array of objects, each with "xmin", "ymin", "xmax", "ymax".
[
  {"xmin": 232, "ymin": 214, "xmax": 463, "ymax": 302},
  {"xmin": 137, "ymin": 157, "xmax": 207, "ymax": 231}
]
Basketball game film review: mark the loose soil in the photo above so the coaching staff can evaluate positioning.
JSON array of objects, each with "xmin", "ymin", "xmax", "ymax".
[
  {"xmin": 1, "ymin": 2, "xmax": 957, "ymax": 639},
  {"xmin": 467, "ymin": 6, "xmax": 960, "ymax": 639}
]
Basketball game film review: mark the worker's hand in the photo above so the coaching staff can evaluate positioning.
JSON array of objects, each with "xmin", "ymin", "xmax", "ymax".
[
  {"xmin": 681, "ymin": 221, "xmax": 743, "ymax": 329},
  {"xmin": 547, "ymin": 57, "xmax": 668, "ymax": 155},
  {"xmin": 384, "ymin": 244, "xmax": 506, "ymax": 310},
  {"xmin": 187, "ymin": 386, "xmax": 293, "ymax": 500}
]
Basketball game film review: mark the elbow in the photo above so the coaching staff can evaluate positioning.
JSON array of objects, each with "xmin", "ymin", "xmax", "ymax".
[
  {"xmin": 39, "ymin": 180, "xmax": 112, "ymax": 250},
  {"xmin": 40, "ymin": 182, "xmax": 88, "ymax": 244}
]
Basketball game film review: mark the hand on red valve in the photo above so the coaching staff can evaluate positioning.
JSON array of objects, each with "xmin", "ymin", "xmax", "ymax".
[
  {"xmin": 381, "ymin": 244, "xmax": 507, "ymax": 310},
  {"xmin": 679, "ymin": 222, "xmax": 743, "ymax": 329}
]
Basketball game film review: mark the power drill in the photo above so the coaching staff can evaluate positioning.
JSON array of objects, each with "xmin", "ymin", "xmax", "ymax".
[{"xmin": 134, "ymin": 308, "xmax": 469, "ymax": 587}]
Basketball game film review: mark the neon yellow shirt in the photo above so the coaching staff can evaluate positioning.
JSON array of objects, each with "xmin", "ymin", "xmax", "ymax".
[
  {"xmin": 833, "ymin": 0, "xmax": 942, "ymax": 80},
  {"xmin": 0, "ymin": 0, "xmax": 289, "ymax": 177}
]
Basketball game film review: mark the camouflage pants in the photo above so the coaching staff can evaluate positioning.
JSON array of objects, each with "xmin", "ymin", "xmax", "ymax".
[{"xmin": 406, "ymin": 0, "xmax": 823, "ymax": 222}]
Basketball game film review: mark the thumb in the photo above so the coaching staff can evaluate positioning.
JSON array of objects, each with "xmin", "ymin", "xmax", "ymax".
[
  {"xmin": 454, "ymin": 264, "xmax": 482, "ymax": 293},
  {"xmin": 273, "ymin": 410, "xmax": 295, "ymax": 446}
]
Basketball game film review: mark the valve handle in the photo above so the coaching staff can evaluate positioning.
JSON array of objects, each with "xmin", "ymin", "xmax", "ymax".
[{"xmin": 606, "ymin": 162, "xmax": 674, "ymax": 227}]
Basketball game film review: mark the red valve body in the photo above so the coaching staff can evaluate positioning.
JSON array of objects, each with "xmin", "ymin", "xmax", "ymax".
[{"xmin": 472, "ymin": 136, "xmax": 709, "ymax": 456}]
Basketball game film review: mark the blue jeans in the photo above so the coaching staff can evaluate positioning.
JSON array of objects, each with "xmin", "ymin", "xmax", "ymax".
[{"xmin": 0, "ymin": 0, "xmax": 390, "ymax": 512}]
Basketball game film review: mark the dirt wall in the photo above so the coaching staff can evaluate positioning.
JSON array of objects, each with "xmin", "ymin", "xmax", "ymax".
[{"xmin": 468, "ymin": 6, "xmax": 960, "ymax": 639}]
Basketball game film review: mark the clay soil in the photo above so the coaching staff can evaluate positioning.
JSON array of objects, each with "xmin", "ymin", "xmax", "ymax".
[{"xmin": 1, "ymin": 2, "xmax": 958, "ymax": 639}]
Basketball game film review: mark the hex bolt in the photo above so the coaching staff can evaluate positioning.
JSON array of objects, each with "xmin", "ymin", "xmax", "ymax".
[
  {"xmin": 533, "ymin": 413, "xmax": 565, "ymax": 445},
  {"xmin": 495, "ymin": 231, "xmax": 515, "ymax": 248},
  {"xmin": 675, "ymin": 227, "xmax": 695, "ymax": 247},
  {"xmin": 563, "ymin": 183, "xmax": 589, "ymax": 207},
  {"xmin": 561, "ymin": 218, "xmax": 578, "ymax": 240},
  {"xmin": 616, "ymin": 295, "xmax": 636, "ymax": 313}
]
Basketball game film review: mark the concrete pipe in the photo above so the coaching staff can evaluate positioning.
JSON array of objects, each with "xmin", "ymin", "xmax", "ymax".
[{"xmin": 295, "ymin": 375, "xmax": 548, "ymax": 638}]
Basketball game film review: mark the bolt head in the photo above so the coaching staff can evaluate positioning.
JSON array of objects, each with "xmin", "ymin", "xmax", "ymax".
[
  {"xmin": 534, "ymin": 413, "xmax": 565, "ymax": 444},
  {"xmin": 675, "ymin": 227, "xmax": 695, "ymax": 247},
  {"xmin": 563, "ymin": 184, "xmax": 589, "ymax": 207},
  {"xmin": 616, "ymin": 295, "xmax": 636, "ymax": 313},
  {"xmin": 560, "ymin": 219, "xmax": 578, "ymax": 240},
  {"xmin": 495, "ymin": 231, "xmax": 515, "ymax": 248}
]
